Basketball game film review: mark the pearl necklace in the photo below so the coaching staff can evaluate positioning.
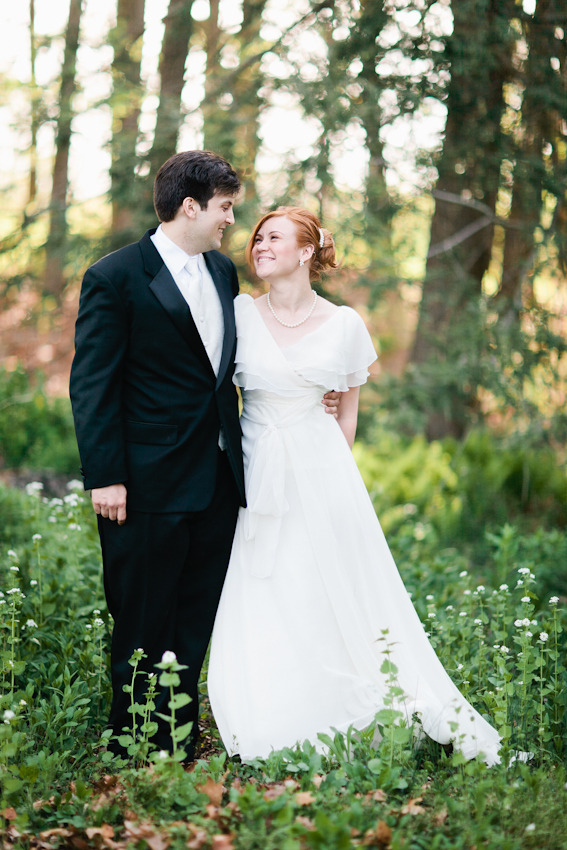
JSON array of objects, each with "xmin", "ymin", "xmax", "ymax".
[{"xmin": 267, "ymin": 290, "xmax": 318, "ymax": 328}]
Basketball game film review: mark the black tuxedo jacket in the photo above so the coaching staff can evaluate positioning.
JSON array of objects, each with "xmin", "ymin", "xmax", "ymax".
[{"xmin": 70, "ymin": 229, "xmax": 246, "ymax": 512}]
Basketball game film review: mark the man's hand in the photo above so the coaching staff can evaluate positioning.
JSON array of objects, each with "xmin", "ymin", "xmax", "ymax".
[
  {"xmin": 322, "ymin": 390, "xmax": 341, "ymax": 418},
  {"xmin": 92, "ymin": 484, "xmax": 127, "ymax": 525}
]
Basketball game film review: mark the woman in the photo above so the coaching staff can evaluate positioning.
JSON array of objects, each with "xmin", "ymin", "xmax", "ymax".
[{"xmin": 207, "ymin": 207, "xmax": 501, "ymax": 766}]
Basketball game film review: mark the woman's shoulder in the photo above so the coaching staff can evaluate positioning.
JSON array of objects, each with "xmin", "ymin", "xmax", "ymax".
[{"xmin": 234, "ymin": 292, "xmax": 255, "ymax": 312}]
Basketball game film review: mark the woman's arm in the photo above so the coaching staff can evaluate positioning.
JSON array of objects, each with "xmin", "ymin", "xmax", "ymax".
[{"xmin": 336, "ymin": 386, "xmax": 360, "ymax": 448}]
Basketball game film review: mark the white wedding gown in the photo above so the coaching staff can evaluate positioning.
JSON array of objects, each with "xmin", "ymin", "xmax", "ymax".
[{"xmin": 208, "ymin": 293, "xmax": 501, "ymax": 766}]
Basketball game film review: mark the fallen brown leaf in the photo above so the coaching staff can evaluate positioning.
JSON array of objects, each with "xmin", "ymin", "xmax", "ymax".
[
  {"xmin": 211, "ymin": 835, "xmax": 234, "ymax": 850},
  {"xmin": 311, "ymin": 774, "xmax": 325, "ymax": 789},
  {"xmin": 376, "ymin": 820, "xmax": 393, "ymax": 846},
  {"xmin": 400, "ymin": 796, "xmax": 426, "ymax": 816},
  {"xmin": 295, "ymin": 815, "xmax": 315, "ymax": 830},
  {"xmin": 295, "ymin": 791, "xmax": 316, "ymax": 806},
  {"xmin": 361, "ymin": 819, "xmax": 392, "ymax": 847},
  {"xmin": 196, "ymin": 777, "xmax": 225, "ymax": 807},
  {"xmin": 435, "ymin": 807, "xmax": 448, "ymax": 825},
  {"xmin": 370, "ymin": 789, "xmax": 387, "ymax": 802},
  {"xmin": 86, "ymin": 825, "xmax": 115, "ymax": 840},
  {"xmin": 2, "ymin": 807, "xmax": 17, "ymax": 820}
]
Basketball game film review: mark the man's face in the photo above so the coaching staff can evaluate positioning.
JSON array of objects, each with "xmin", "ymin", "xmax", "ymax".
[{"xmin": 191, "ymin": 193, "xmax": 236, "ymax": 252}]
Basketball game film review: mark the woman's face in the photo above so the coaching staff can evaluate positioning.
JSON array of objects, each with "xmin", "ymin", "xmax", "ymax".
[{"xmin": 251, "ymin": 216, "xmax": 303, "ymax": 280}]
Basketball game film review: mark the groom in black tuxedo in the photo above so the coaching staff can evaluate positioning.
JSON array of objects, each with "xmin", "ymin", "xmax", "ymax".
[{"xmin": 70, "ymin": 151, "xmax": 246, "ymax": 759}]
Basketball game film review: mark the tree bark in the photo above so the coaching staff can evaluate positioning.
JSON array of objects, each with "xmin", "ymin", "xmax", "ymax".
[
  {"xmin": 109, "ymin": 0, "xmax": 146, "ymax": 242},
  {"xmin": 147, "ymin": 0, "xmax": 194, "ymax": 181},
  {"xmin": 27, "ymin": 0, "xmax": 39, "ymax": 209},
  {"xmin": 409, "ymin": 0, "xmax": 514, "ymax": 439},
  {"xmin": 43, "ymin": 0, "xmax": 83, "ymax": 300}
]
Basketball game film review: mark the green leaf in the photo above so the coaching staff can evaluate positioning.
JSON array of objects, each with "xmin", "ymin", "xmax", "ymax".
[{"xmin": 169, "ymin": 692, "xmax": 191, "ymax": 710}]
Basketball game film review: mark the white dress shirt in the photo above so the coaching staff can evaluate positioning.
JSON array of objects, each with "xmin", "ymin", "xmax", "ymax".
[{"xmin": 151, "ymin": 225, "xmax": 224, "ymax": 376}]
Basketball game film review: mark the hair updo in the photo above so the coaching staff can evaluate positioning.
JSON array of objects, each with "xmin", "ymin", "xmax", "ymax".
[{"xmin": 246, "ymin": 206, "xmax": 338, "ymax": 281}]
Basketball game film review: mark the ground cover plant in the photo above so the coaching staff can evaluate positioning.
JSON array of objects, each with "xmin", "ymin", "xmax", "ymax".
[{"xmin": 1, "ymin": 445, "xmax": 566, "ymax": 849}]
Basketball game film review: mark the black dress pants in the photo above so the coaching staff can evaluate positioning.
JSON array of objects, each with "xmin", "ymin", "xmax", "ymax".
[{"xmin": 98, "ymin": 451, "xmax": 240, "ymax": 758}]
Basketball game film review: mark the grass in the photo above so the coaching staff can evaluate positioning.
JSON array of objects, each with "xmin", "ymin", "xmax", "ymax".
[{"xmin": 1, "ymin": 477, "xmax": 566, "ymax": 849}]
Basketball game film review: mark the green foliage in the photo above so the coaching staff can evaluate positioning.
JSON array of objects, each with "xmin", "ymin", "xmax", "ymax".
[
  {"xmin": 355, "ymin": 426, "xmax": 567, "ymax": 556},
  {"xmin": 1, "ymin": 447, "xmax": 567, "ymax": 846},
  {"xmin": 0, "ymin": 366, "xmax": 79, "ymax": 473}
]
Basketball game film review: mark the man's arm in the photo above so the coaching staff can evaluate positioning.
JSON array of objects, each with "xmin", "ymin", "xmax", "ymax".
[{"xmin": 70, "ymin": 265, "xmax": 129, "ymax": 497}]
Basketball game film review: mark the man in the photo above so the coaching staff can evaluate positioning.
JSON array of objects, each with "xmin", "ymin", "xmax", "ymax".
[
  {"xmin": 70, "ymin": 151, "xmax": 245, "ymax": 759},
  {"xmin": 70, "ymin": 150, "xmax": 338, "ymax": 759}
]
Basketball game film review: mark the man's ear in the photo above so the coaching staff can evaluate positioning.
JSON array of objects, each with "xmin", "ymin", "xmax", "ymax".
[{"xmin": 182, "ymin": 197, "xmax": 198, "ymax": 219}]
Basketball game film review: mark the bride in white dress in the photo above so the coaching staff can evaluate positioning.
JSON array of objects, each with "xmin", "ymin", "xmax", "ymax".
[{"xmin": 207, "ymin": 207, "xmax": 501, "ymax": 767}]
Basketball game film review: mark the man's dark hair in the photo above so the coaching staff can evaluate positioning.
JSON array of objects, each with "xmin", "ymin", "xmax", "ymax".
[{"xmin": 153, "ymin": 150, "xmax": 241, "ymax": 221}]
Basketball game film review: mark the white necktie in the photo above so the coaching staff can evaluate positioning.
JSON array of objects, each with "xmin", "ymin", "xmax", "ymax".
[{"xmin": 184, "ymin": 256, "xmax": 202, "ymax": 319}]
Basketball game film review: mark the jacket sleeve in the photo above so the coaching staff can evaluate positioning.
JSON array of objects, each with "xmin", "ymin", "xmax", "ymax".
[{"xmin": 69, "ymin": 265, "xmax": 129, "ymax": 490}]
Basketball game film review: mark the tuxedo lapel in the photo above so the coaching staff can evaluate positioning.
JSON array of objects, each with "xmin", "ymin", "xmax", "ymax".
[
  {"xmin": 204, "ymin": 251, "xmax": 237, "ymax": 389},
  {"xmin": 141, "ymin": 232, "xmax": 215, "ymax": 377}
]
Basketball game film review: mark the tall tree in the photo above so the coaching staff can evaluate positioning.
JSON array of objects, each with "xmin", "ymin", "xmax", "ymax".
[
  {"xmin": 409, "ymin": 0, "xmax": 516, "ymax": 439},
  {"xmin": 27, "ymin": 0, "xmax": 39, "ymax": 209},
  {"xmin": 147, "ymin": 0, "xmax": 195, "ymax": 180},
  {"xmin": 498, "ymin": 0, "xmax": 567, "ymax": 316},
  {"xmin": 109, "ymin": 0, "xmax": 146, "ymax": 245},
  {"xmin": 43, "ymin": 0, "xmax": 84, "ymax": 300}
]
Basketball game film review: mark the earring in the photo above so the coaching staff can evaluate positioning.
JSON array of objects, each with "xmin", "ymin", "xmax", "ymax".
[{"xmin": 299, "ymin": 258, "xmax": 304, "ymax": 267}]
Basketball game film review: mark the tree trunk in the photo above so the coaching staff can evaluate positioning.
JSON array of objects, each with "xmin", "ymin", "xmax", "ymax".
[
  {"xmin": 409, "ymin": 0, "xmax": 514, "ymax": 439},
  {"xmin": 27, "ymin": 0, "xmax": 39, "ymax": 209},
  {"xmin": 43, "ymin": 0, "xmax": 83, "ymax": 300},
  {"xmin": 148, "ymin": 0, "xmax": 194, "ymax": 181},
  {"xmin": 498, "ymin": 0, "xmax": 561, "ymax": 317},
  {"xmin": 109, "ymin": 0, "xmax": 146, "ymax": 243}
]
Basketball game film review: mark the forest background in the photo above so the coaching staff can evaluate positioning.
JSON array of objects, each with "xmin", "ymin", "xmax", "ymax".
[
  {"xmin": 0, "ymin": 0, "xmax": 566, "ymax": 467},
  {"xmin": 1, "ymin": 2, "xmax": 567, "ymax": 846}
]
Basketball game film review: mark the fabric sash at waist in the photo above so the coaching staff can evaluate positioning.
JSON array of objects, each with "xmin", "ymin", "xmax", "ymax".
[{"xmin": 241, "ymin": 389, "xmax": 324, "ymax": 578}]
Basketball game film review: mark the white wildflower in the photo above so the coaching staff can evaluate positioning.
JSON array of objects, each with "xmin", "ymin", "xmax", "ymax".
[
  {"xmin": 30, "ymin": 580, "xmax": 38, "ymax": 587},
  {"xmin": 549, "ymin": 596, "xmax": 559, "ymax": 605},
  {"xmin": 525, "ymin": 824, "xmax": 535, "ymax": 833},
  {"xmin": 521, "ymin": 596, "xmax": 530, "ymax": 603},
  {"xmin": 93, "ymin": 618, "xmax": 104, "ymax": 627},
  {"xmin": 522, "ymin": 618, "xmax": 530, "ymax": 627},
  {"xmin": 539, "ymin": 632, "xmax": 548, "ymax": 642},
  {"xmin": 426, "ymin": 595, "xmax": 434, "ymax": 601},
  {"xmin": 514, "ymin": 619, "xmax": 523, "ymax": 628},
  {"xmin": 517, "ymin": 580, "xmax": 524, "ymax": 586},
  {"xmin": 7, "ymin": 550, "xmax": 18, "ymax": 559},
  {"xmin": 25, "ymin": 481, "xmax": 44, "ymax": 495},
  {"xmin": 32, "ymin": 533, "xmax": 42, "ymax": 542},
  {"xmin": 446, "ymin": 605, "xmax": 454, "ymax": 611},
  {"xmin": 428, "ymin": 612, "xmax": 436, "ymax": 619},
  {"xmin": 476, "ymin": 585, "xmax": 485, "ymax": 593},
  {"xmin": 500, "ymin": 645, "xmax": 510, "ymax": 654},
  {"xmin": 518, "ymin": 567, "xmax": 531, "ymax": 575},
  {"xmin": 3, "ymin": 710, "xmax": 15, "ymax": 723},
  {"xmin": 66, "ymin": 479, "xmax": 83, "ymax": 491},
  {"xmin": 19, "ymin": 699, "xmax": 27, "ymax": 706},
  {"xmin": 9, "ymin": 566, "xmax": 19, "ymax": 572},
  {"xmin": 25, "ymin": 619, "xmax": 38, "ymax": 629},
  {"xmin": 474, "ymin": 619, "xmax": 482, "ymax": 626},
  {"xmin": 459, "ymin": 612, "xmax": 467, "ymax": 617},
  {"xmin": 464, "ymin": 589, "xmax": 471, "ymax": 596},
  {"xmin": 161, "ymin": 650, "xmax": 177, "ymax": 665},
  {"xmin": 459, "ymin": 571, "xmax": 468, "ymax": 578},
  {"xmin": 499, "ymin": 584, "xmax": 509, "ymax": 591}
]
